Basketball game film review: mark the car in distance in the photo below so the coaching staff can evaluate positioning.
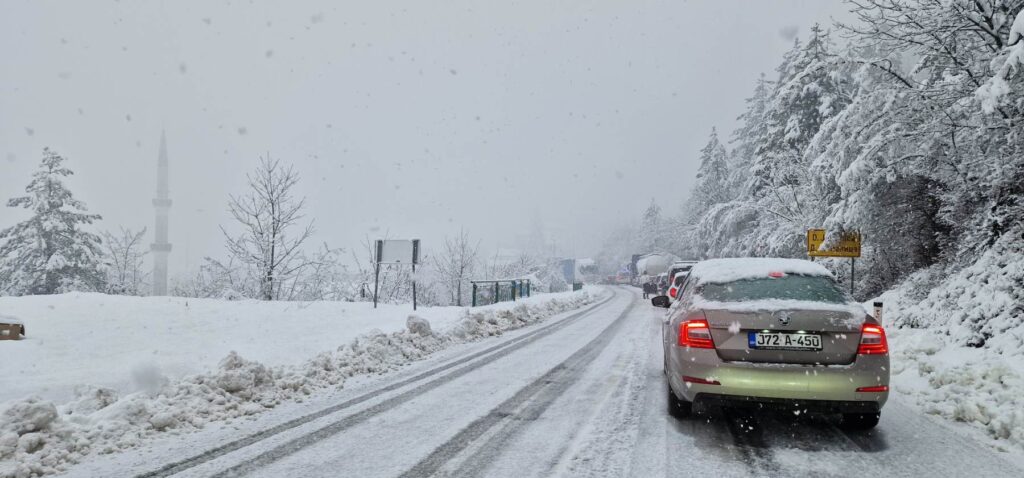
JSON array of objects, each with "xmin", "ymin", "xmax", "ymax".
[
  {"xmin": 655, "ymin": 272, "xmax": 669, "ymax": 295},
  {"xmin": 652, "ymin": 258, "xmax": 889, "ymax": 430},
  {"xmin": 666, "ymin": 271, "xmax": 688, "ymax": 301},
  {"xmin": 666, "ymin": 261, "xmax": 697, "ymax": 286}
]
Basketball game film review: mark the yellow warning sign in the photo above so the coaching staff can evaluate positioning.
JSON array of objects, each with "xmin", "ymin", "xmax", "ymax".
[{"xmin": 807, "ymin": 229, "xmax": 861, "ymax": 258}]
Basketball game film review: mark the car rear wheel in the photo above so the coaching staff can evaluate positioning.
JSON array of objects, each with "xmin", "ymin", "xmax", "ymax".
[
  {"xmin": 667, "ymin": 384, "xmax": 692, "ymax": 418},
  {"xmin": 839, "ymin": 412, "xmax": 880, "ymax": 430}
]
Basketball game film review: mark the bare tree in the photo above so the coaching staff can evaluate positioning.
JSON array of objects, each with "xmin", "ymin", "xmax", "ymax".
[
  {"xmin": 101, "ymin": 227, "xmax": 149, "ymax": 295},
  {"xmin": 284, "ymin": 242, "xmax": 345, "ymax": 301},
  {"xmin": 170, "ymin": 256, "xmax": 255, "ymax": 299},
  {"xmin": 222, "ymin": 155, "xmax": 314, "ymax": 300},
  {"xmin": 432, "ymin": 229, "xmax": 480, "ymax": 306}
]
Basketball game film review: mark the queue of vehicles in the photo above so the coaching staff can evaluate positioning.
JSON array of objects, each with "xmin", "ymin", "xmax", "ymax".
[{"xmin": 640, "ymin": 256, "xmax": 889, "ymax": 430}]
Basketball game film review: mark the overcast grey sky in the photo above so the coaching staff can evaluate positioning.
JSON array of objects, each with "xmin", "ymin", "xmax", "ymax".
[{"xmin": 1, "ymin": 0, "xmax": 850, "ymax": 275}]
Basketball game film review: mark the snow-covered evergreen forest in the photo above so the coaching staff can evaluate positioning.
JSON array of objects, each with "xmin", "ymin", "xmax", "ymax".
[{"xmin": 609, "ymin": 1, "xmax": 1024, "ymax": 320}]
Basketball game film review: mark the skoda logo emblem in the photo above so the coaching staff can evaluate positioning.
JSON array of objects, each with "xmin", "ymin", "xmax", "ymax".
[{"xmin": 777, "ymin": 312, "xmax": 791, "ymax": 326}]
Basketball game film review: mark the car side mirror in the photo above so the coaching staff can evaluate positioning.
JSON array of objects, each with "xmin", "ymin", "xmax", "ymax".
[{"xmin": 651, "ymin": 295, "xmax": 670, "ymax": 308}]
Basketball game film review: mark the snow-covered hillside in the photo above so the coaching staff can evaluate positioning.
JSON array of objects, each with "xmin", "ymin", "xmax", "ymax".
[
  {"xmin": 0, "ymin": 289, "xmax": 599, "ymax": 477},
  {"xmin": 880, "ymin": 231, "xmax": 1024, "ymax": 452}
]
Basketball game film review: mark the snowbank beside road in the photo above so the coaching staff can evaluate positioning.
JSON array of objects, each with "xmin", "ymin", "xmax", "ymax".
[
  {"xmin": 881, "ymin": 231, "xmax": 1024, "ymax": 452},
  {"xmin": 0, "ymin": 291, "xmax": 590, "ymax": 403},
  {"xmin": 0, "ymin": 289, "xmax": 599, "ymax": 477}
]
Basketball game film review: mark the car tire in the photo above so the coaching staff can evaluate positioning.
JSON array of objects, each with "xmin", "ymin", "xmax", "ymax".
[
  {"xmin": 667, "ymin": 384, "xmax": 692, "ymax": 418},
  {"xmin": 839, "ymin": 412, "xmax": 880, "ymax": 430}
]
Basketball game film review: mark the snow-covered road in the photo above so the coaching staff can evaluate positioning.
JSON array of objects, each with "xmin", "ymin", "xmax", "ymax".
[{"xmin": 63, "ymin": 287, "xmax": 1024, "ymax": 477}]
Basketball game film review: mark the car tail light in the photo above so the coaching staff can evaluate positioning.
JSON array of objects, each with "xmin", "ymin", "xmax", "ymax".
[
  {"xmin": 683, "ymin": 375, "xmax": 720, "ymax": 385},
  {"xmin": 857, "ymin": 324, "xmax": 888, "ymax": 355},
  {"xmin": 856, "ymin": 385, "xmax": 889, "ymax": 393},
  {"xmin": 669, "ymin": 287, "xmax": 677, "ymax": 298},
  {"xmin": 678, "ymin": 317, "xmax": 714, "ymax": 349}
]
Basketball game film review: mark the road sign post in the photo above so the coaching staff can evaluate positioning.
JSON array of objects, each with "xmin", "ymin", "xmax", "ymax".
[
  {"xmin": 851, "ymin": 258, "xmax": 855, "ymax": 295},
  {"xmin": 373, "ymin": 239, "xmax": 420, "ymax": 309}
]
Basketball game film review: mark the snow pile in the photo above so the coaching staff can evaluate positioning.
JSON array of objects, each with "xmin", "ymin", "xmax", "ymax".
[
  {"xmin": 0, "ymin": 290, "xmax": 596, "ymax": 478},
  {"xmin": 688, "ymin": 258, "xmax": 833, "ymax": 285},
  {"xmin": 881, "ymin": 231, "xmax": 1024, "ymax": 451}
]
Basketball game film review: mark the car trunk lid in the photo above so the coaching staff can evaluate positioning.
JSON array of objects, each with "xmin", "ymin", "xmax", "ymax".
[{"xmin": 704, "ymin": 308, "xmax": 863, "ymax": 365}]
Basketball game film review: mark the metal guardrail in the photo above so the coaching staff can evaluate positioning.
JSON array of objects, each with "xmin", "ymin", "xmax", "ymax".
[{"xmin": 470, "ymin": 279, "xmax": 531, "ymax": 307}]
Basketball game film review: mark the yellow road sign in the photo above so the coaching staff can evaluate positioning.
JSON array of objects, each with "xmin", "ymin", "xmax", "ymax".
[{"xmin": 807, "ymin": 229, "xmax": 861, "ymax": 258}]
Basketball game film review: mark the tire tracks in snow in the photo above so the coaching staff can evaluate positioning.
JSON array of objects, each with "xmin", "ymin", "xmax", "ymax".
[
  {"xmin": 134, "ymin": 290, "xmax": 619, "ymax": 478},
  {"xmin": 722, "ymin": 409, "xmax": 781, "ymax": 476},
  {"xmin": 396, "ymin": 293, "xmax": 637, "ymax": 478},
  {"xmin": 551, "ymin": 297, "xmax": 652, "ymax": 477},
  {"xmin": 720, "ymin": 408, "xmax": 886, "ymax": 474}
]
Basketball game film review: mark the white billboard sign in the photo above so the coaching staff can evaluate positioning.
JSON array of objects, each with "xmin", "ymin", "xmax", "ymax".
[{"xmin": 375, "ymin": 239, "xmax": 420, "ymax": 264}]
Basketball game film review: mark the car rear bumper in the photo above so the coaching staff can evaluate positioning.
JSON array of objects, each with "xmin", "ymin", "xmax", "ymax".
[
  {"xmin": 667, "ymin": 349, "xmax": 890, "ymax": 407},
  {"xmin": 692, "ymin": 393, "xmax": 881, "ymax": 414}
]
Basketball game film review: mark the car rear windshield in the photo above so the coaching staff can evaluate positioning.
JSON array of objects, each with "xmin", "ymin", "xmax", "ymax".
[
  {"xmin": 698, "ymin": 275, "xmax": 848, "ymax": 303},
  {"xmin": 670, "ymin": 266, "xmax": 692, "ymax": 276}
]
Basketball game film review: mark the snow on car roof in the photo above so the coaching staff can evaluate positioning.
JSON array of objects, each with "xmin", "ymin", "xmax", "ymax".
[{"xmin": 689, "ymin": 258, "xmax": 834, "ymax": 285}]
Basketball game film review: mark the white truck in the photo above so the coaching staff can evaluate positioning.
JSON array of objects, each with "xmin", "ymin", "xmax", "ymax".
[{"xmin": 634, "ymin": 253, "xmax": 678, "ymax": 285}]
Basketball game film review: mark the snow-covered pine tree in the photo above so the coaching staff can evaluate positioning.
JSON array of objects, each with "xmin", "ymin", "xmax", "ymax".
[
  {"xmin": 676, "ymin": 74, "xmax": 775, "ymax": 260},
  {"xmin": 0, "ymin": 148, "xmax": 104, "ymax": 295},
  {"xmin": 730, "ymin": 73, "xmax": 772, "ymax": 193},
  {"xmin": 752, "ymin": 24, "xmax": 849, "ymax": 195},
  {"xmin": 691, "ymin": 128, "xmax": 731, "ymax": 213},
  {"xmin": 743, "ymin": 25, "xmax": 851, "ymax": 257},
  {"xmin": 639, "ymin": 199, "xmax": 666, "ymax": 252}
]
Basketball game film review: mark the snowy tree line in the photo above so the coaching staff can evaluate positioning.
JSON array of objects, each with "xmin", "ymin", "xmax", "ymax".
[
  {"xmin": 614, "ymin": 0, "xmax": 1024, "ymax": 299},
  {"xmin": 0, "ymin": 150, "xmax": 569, "ymax": 304}
]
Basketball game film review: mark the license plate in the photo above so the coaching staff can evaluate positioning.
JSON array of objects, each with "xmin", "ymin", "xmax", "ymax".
[{"xmin": 748, "ymin": 332, "xmax": 821, "ymax": 351}]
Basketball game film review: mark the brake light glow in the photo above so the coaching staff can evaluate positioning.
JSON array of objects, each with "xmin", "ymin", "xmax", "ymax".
[
  {"xmin": 856, "ymin": 385, "xmax": 889, "ymax": 393},
  {"xmin": 669, "ymin": 287, "xmax": 677, "ymax": 298},
  {"xmin": 678, "ymin": 317, "xmax": 714, "ymax": 349},
  {"xmin": 857, "ymin": 324, "xmax": 889, "ymax": 355},
  {"xmin": 768, "ymin": 271, "xmax": 785, "ymax": 278},
  {"xmin": 683, "ymin": 375, "xmax": 721, "ymax": 385}
]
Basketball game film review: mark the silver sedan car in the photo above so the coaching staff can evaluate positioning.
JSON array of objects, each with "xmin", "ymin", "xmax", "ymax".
[{"xmin": 653, "ymin": 258, "xmax": 889, "ymax": 429}]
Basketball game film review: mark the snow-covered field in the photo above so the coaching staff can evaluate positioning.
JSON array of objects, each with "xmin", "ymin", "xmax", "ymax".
[{"xmin": 0, "ymin": 289, "xmax": 599, "ymax": 477}]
